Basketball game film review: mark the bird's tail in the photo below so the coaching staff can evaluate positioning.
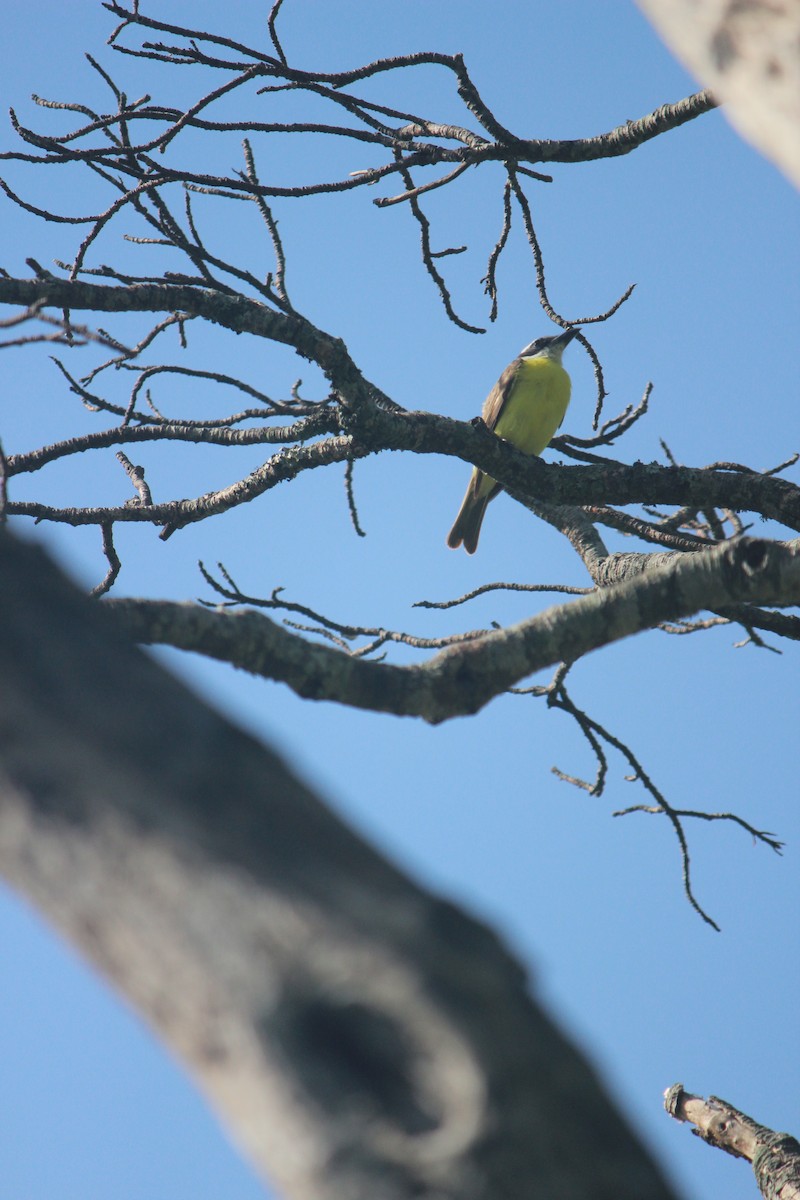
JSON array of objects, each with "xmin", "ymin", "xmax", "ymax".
[{"xmin": 447, "ymin": 482, "xmax": 493, "ymax": 554}]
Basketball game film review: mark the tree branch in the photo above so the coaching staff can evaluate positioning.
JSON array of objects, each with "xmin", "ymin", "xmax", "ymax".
[
  {"xmin": 105, "ymin": 539, "xmax": 800, "ymax": 722},
  {"xmin": 664, "ymin": 1084, "xmax": 800, "ymax": 1196},
  {"xmin": 0, "ymin": 526, "xmax": 679, "ymax": 1200}
]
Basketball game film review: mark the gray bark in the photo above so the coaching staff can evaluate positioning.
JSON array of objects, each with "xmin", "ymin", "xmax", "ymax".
[
  {"xmin": 0, "ymin": 528, "xmax": 679, "ymax": 1199},
  {"xmin": 637, "ymin": 0, "xmax": 800, "ymax": 188}
]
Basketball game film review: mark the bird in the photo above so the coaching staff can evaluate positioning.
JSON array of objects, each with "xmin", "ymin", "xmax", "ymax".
[{"xmin": 446, "ymin": 327, "xmax": 577, "ymax": 553}]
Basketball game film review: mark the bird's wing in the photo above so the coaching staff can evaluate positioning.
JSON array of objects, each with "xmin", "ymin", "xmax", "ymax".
[{"xmin": 481, "ymin": 358, "xmax": 520, "ymax": 431}]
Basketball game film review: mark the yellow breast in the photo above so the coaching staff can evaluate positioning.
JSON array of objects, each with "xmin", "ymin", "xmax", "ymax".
[{"xmin": 494, "ymin": 356, "xmax": 571, "ymax": 456}]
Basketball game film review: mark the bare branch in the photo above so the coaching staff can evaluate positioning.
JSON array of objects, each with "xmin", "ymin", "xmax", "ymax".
[
  {"xmin": 415, "ymin": 580, "xmax": 592, "ymax": 611},
  {"xmin": 106, "ymin": 539, "xmax": 800, "ymax": 722},
  {"xmin": 115, "ymin": 449, "xmax": 152, "ymax": 505},
  {"xmin": 539, "ymin": 669, "xmax": 719, "ymax": 928},
  {"xmin": 198, "ymin": 565, "xmax": 486, "ymax": 655},
  {"xmin": 664, "ymin": 1084, "xmax": 800, "ymax": 1192},
  {"xmin": 0, "ymin": 527, "xmax": 682, "ymax": 1200},
  {"xmin": 343, "ymin": 458, "xmax": 366, "ymax": 539},
  {"xmin": 391, "ymin": 152, "xmax": 485, "ymax": 334},
  {"xmin": 91, "ymin": 522, "xmax": 122, "ymax": 596},
  {"xmin": 240, "ymin": 138, "xmax": 293, "ymax": 309},
  {"xmin": 616, "ymin": 805, "xmax": 783, "ymax": 854},
  {"xmin": 482, "ymin": 178, "xmax": 512, "ymax": 322},
  {"xmin": 266, "ymin": 0, "xmax": 288, "ymax": 65}
]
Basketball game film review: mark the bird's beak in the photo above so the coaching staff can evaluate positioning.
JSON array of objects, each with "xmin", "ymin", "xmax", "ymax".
[{"xmin": 553, "ymin": 327, "xmax": 577, "ymax": 349}]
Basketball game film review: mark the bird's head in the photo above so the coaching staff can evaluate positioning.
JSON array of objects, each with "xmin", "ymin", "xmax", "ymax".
[{"xmin": 519, "ymin": 327, "xmax": 577, "ymax": 362}]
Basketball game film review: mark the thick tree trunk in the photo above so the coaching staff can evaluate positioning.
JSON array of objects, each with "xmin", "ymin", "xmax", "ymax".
[{"xmin": 0, "ymin": 528, "xmax": 678, "ymax": 1199}]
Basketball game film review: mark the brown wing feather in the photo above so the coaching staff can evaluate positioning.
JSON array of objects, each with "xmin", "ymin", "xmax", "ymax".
[
  {"xmin": 481, "ymin": 358, "xmax": 521, "ymax": 431},
  {"xmin": 446, "ymin": 357, "xmax": 521, "ymax": 552}
]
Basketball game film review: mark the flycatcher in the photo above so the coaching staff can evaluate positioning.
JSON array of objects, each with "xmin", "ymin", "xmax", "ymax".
[{"xmin": 446, "ymin": 327, "xmax": 576, "ymax": 553}]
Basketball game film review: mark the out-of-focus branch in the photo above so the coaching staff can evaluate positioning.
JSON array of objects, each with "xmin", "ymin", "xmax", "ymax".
[
  {"xmin": 637, "ymin": 0, "xmax": 800, "ymax": 188},
  {"xmin": 0, "ymin": 527, "xmax": 680, "ymax": 1200}
]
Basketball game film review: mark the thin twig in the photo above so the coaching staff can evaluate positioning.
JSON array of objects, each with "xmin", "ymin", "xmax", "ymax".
[
  {"xmin": 344, "ymin": 457, "xmax": 366, "ymax": 538},
  {"xmin": 116, "ymin": 450, "xmax": 153, "ymax": 506},
  {"xmin": 482, "ymin": 178, "xmax": 512, "ymax": 323},
  {"xmin": 91, "ymin": 523, "xmax": 122, "ymax": 596},
  {"xmin": 415, "ymin": 580, "xmax": 591, "ymax": 610},
  {"xmin": 541, "ymin": 667, "xmax": 722, "ymax": 929},
  {"xmin": 197, "ymin": 564, "xmax": 490, "ymax": 653}
]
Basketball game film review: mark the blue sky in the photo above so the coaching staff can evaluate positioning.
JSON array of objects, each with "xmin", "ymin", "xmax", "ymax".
[{"xmin": 1, "ymin": 3, "xmax": 798, "ymax": 1199}]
